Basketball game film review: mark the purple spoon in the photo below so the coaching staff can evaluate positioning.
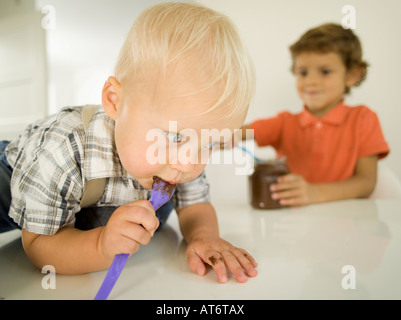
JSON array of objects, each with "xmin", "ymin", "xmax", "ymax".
[{"xmin": 94, "ymin": 177, "xmax": 176, "ymax": 300}]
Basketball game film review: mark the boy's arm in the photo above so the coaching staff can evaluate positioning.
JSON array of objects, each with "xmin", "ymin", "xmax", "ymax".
[
  {"xmin": 271, "ymin": 155, "xmax": 378, "ymax": 205},
  {"xmin": 219, "ymin": 125, "xmax": 250, "ymax": 150},
  {"xmin": 177, "ymin": 202, "xmax": 257, "ymax": 283},
  {"xmin": 22, "ymin": 227, "xmax": 110, "ymax": 274},
  {"xmin": 240, "ymin": 124, "xmax": 251, "ymax": 140},
  {"xmin": 22, "ymin": 199, "xmax": 159, "ymax": 274},
  {"xmin": 314, "ymin": 154, "xmax": 378, "ymax": 202}
]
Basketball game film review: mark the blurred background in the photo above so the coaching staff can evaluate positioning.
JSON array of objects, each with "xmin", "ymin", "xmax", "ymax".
[{"xmin": 1, "ymin": 0, "xmax": 400, "ymax": 196}]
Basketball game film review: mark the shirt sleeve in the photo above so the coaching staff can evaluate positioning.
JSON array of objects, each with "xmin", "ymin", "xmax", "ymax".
[
  {"xmin": 249, "ymin": 112, "xmax": 288, "ymax": 148},
  {"xmin": 171, "ymin": 171, "xmax": 210, "ymax": 209},
  {"xmin": 357, "ymin": 107, "xmax": 390, "ymax": 160},
  {"xmin": 8, "ymin": 133, "xmax": 84, "ymax": 235}
]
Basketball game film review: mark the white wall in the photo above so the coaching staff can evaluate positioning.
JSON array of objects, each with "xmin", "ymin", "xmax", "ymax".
[
  {"xmin": 0, "ymin": 7, "xmax": 47, "ymax": 139},
  {"xmin": 198, "ymin": 0, "xmax": 401, "ymax": 182},
  {"xmin": 0, "ymin": 0, "xmax": 35, "ymax": 19},
  {"xmin": 34, "ymin": 0, "xmax": 169, "ymax": 115}
]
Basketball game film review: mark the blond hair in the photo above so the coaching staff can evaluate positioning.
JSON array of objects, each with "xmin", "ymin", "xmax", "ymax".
[{"xmin": 114, "ymin": 2, "xmax": 255, "ymax": 117}]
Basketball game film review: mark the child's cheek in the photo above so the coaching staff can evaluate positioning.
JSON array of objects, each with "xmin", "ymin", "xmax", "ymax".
[{"xmin": 186, "ymin": 164, "xmax": 207, "ymax": 182}]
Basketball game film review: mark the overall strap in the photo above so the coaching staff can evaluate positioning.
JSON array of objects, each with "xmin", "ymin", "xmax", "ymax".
[{"xmin": 80, "ymin": 105, "xmax": 107, "ymax": 208}]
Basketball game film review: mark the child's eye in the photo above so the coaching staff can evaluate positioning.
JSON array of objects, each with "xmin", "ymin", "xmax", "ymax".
[
  {"xmin": 298, "ymin": 70, "xmax": 308, "ymax": 77},
  {"xmin": 165, "ymin": 132, "xmax": 183, "ymax": 143},
  {"xmin": 321, "ymin": 69, "xmax": 331, "ymax": 75},
  {"xmin": 203, "ymin": 141, "xmax": 220, "ymax": 150}
]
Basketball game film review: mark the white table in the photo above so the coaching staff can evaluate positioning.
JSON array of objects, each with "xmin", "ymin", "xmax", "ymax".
[{"xmin": 1, "ymin": 199, "xmax": 400, "ymax": 300}]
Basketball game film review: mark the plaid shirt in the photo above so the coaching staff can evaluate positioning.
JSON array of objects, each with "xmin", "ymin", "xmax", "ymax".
[{"xmin": 5, "ymin": 106, "xmax": 210, "ymax": 235}]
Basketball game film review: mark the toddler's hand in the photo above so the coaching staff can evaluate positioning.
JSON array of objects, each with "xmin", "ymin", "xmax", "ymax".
[
  {"xmin": 270, "ymin": 173, "xmax": 319, "ymax": 206},
  {"xmin": 185, "ymin": 237, "xmax": 258, "ymax": 283},
  {"xmin": 99, "ymin": 200, "xmax": 159, "ymax": 261}
]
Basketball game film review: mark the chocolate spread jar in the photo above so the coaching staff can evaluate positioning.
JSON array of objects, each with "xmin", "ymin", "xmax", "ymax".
[{"xmin": 249, "ymin": 158, "xmax": 290, "ymax": 209}]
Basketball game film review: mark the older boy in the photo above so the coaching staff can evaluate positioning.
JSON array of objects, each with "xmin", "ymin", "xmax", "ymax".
[
  {"xmin": 242, "ymin": 23, "xmax": 389, "ymax": 206},
  {"xmin": 0, "ymin": 3, "xmax": 257, "ymax": 283}
]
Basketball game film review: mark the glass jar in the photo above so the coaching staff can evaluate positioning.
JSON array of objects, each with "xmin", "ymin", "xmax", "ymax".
[{"xmin": 249, "ymin": 158, "xmax": 290, "ymax": 209}]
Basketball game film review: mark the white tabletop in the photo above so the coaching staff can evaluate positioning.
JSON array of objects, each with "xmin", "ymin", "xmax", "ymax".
[{"xmin": 1, "ymin": 199, "xmax": 400, "ymax": 300}]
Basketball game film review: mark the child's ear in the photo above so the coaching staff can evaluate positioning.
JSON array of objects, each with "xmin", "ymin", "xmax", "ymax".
[
  {"xmin": 345, "ymin": 66, "xmax": 364, "ymax": 88},
  {"xmin": 102, "ymin": 76, "xmax": 121, "ymax": 120}
]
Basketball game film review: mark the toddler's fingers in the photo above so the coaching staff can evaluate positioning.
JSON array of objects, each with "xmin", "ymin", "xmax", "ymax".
[
  {"xmin": 186, "ymin": 249, "xmax": 206, "ymax": 277},
  {"xmin": 125, "ymin": 199, "xmax": 155, "ymax": 214},
  {"xmin": 206, "ymin": 252, "xmax": 228, "ymax": 283},
  {"xmin": 236, "ymin": 248, "xmax": 258, "ymax": 270},
  {"xmin": 186, "ymin": 247, "xmax": 228, "ymax": 283},
  {"xmin": 119, "ymin": 221, "xmax": 153, "ymax": 246},
  {"xmin": 221, "ymin": 251, "xmax": 248, "ymax": 283},
  {"xmin": 121, "ymin": 201, "xmax": 159, "ymax": 233},
  {"xmin": 115, "ymin": 236, "xmax": 141, "ymax": 255}
]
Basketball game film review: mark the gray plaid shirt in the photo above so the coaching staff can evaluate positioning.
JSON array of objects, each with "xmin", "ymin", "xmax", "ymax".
[{"xmin": 5, "ymin": 106, "xmax": 210, "ymax": 235}]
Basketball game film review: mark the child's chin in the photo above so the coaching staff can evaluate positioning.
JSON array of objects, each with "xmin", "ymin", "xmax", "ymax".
[{"xmin": 136, "ymin": 177, "xmax": 154, "ymax": 190}]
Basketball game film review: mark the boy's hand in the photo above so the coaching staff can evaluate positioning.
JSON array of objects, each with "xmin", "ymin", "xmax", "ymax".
[
  {"xmin": 98, "ymin": 200, "xmax": 160, "ymax": 262},
  {"xmin": 185, "ymin": 237, "xmax": 258, "ymax": 283},
  {"xmin": 270, "ymin": 173, "xmax": 319, "ymax": 206}
]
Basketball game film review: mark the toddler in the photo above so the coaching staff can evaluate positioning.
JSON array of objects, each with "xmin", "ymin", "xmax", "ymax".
[
  {"xmin": 242, "ymin": 23, "xmax": 389, "ymax": 206},
  {"xmin": 0, "ymin": 2, "xmax": 257, "ymax": 283}
]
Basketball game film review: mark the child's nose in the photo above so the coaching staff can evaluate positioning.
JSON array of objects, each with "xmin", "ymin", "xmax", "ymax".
[
  {"xmin": 169, "ymin": 159, "xmax": 196, "ymax": 173},
  {"xmin": 168, "ymin": 149, "xmax": 198, "ymax": 173},
  {"xmin": 305, "ymin": 73, "xmax": 318, "ymax": 85}
]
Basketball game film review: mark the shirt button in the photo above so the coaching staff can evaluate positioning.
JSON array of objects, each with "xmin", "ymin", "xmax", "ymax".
[{"xmin": 315, "ymin": 122, "xmax": 323, "ymax": 129}]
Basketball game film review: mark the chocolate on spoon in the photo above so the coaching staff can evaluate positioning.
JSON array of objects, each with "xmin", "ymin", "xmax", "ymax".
[{"xmin": 149, "ymin": 176, "xmax": 176, "ymax": 211}]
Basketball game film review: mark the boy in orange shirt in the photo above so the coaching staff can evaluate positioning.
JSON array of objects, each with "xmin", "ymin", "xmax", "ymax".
[{"xmin": 242, "ymin": 23, "xmax": 389, "ymax": 206}]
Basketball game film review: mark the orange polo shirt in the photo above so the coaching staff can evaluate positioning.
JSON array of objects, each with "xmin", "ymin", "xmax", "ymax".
[{"xmin": 250, "ymin": 102, "xmax": 390, "ymax": 183}]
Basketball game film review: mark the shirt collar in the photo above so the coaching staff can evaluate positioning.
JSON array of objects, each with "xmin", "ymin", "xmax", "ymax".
[
  {"xmin": 83, "ymin": 107, "xmax": 133, "ymax": 181},
  {"xmin": 299, "ymin": 101, "xmax": 349, "ymax": 128}
]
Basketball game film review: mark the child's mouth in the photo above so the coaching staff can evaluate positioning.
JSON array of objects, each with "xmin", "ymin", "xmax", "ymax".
[
  {"xmin": 153, "ymin": 176, "xmax": 178, "ymax": 186},
  {"xmin": 161, "ymin": 178, "xmax": 179, "ymax": 185}
]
